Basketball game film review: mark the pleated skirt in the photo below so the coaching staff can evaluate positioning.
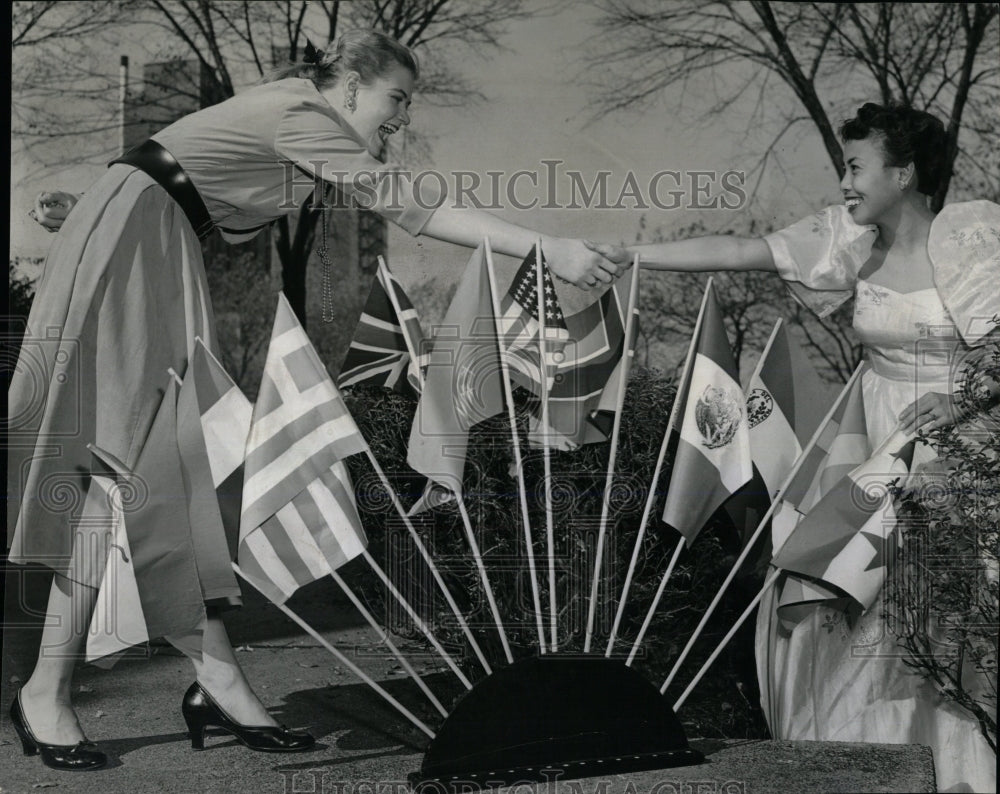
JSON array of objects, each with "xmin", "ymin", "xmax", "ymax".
[{"xmin": 7, "ymin": 164, "xmax": 241, "ymax": 609}]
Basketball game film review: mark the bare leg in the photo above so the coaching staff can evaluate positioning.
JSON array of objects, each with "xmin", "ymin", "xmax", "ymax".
[
  {"xmin": 166, "ymin": 611, "xmax": 278, "ymax": 727},
  {"xmin": 18, "ymin": 573, "xmax": 95, "ymax": 745}
]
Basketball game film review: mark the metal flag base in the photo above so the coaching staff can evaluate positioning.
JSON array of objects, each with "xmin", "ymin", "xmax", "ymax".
[{"xmin": 410, "ymin": 655, "xmax": 703, "ymax": 792}]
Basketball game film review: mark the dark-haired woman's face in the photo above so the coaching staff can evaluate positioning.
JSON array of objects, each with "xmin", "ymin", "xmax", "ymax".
[{"xmin": 840, "ymin": 136, "xmax": 905, "ymax": 225}]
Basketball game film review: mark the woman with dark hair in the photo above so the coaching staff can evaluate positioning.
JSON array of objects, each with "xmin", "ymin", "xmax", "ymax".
[
  {"xmin": 9, "ymin": 28, "xmax": 621, "ymax": 772},
  {"xmin": 587, "ymin": 103, "xmax": 998, "ymax": 791}
]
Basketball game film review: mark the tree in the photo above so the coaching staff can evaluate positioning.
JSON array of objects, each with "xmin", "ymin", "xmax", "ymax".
[
  {"xmin": 633, "ymin": 219, "xmax": 861, "ymax": 383},
  {"xmin": 585, "ymin": 2, "xmax": 1000, "ymax": 210},
  {"xmin": 11, "ymin": 0, "xmax": 531, "ymax": 324}
]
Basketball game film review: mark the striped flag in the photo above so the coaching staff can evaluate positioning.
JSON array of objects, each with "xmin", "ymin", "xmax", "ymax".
[
  {"xmin": 407, "ymin": 245, "xmax": 505, "ymax": 500},
  {"xmin": 237, "ymin": 294, "xmax": 369, "ymax": 604},
  {"xmin": 338, "ymin": 259, "xmax": 426, "ymax": 396},
  {"xmin": 497, "ymin": 248, "xmax": 570, "ymax": 395},
  {"xmin": 662, "ymin": 282, "xmax": 752, "ymax": 543},
  {"xmin": 773, "ymin": 442, "xmax": 912, "ymax": 616},
  {"xmin": 85, "ymin": 445, "xmax": 149, "ymax": 662},
  {"xmin": 525, "ymin": 270, "xmax": 635, "ymax": 450}
]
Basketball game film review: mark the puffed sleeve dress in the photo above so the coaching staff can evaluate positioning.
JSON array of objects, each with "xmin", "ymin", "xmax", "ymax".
[
  {"xmin": 7, "ymin": 79, "xmax": 436, "ymax": 636},
  {"xmin": 754, "ymin": 201, "xmax": 998, "ymax": 793}
]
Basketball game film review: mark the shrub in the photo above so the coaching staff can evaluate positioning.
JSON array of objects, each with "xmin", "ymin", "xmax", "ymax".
[
  {"xmin": 891, "ymin": 339, "xmax": 999, "ymax": 753},
  {"xmin": 341, "ymin": 367, "xmax": 769, "ymax": 738}
]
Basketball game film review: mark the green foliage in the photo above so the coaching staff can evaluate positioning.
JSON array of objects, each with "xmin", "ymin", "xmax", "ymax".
[
  {"xmin": 340, "ymin": 367, "xmax": 769, "ymax": 738},
  {"xmin": 891, "ymin": 339, "xmax": 1000, "ymax": 753}
]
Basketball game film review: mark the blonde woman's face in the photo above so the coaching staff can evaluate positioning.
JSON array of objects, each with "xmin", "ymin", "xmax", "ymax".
[{"xmin": 349, "ymin": 65, "xmax": 415, "ymax": 158}]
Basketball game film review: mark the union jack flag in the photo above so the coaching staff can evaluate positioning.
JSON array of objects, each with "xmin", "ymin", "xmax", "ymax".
[{"xmin": 338, "ymin": 258, "xmax": 426, "ymax": 396}]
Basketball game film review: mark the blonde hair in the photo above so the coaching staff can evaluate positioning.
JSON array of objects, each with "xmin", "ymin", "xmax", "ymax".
[{"xmin": 264, "ymin": 29, "xmax": 418, "ymax": 89}]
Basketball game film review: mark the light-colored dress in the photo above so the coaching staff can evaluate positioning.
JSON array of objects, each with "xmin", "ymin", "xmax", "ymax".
[
  {"xmin": 7, "ymin": 79, "xmax": 434, "ymax": 628},
  {"xmin": 756, "ymin": 201, "xmax": 999, "ymax": 793}
]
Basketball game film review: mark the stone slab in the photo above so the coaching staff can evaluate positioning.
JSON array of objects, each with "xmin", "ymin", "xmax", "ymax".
[{"xmin": 489, "ymin": 740, "xmax": 937, "ymax": 794}]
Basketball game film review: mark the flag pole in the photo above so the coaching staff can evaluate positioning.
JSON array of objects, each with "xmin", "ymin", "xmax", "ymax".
[
  {"xmin": 533, "ymin": 238, "xmax": 557, "ymax": 652},
  {"xmin": 673, "ymin": 423, "xmax": 912, "ymax": 709},
  {"xmin": 455, "ymin": 496, "xmax": 514, "ymax": 663},
  {"xmin": 364, "ymin": 449, "xmax": 493, "ymax": 676},
  {"xmin": 331, "ymin": 570, "xmax": 449, "ymax": 716},
  {"xmin": 625, "ymin": 537, "xmax": 684, "ymax": 666},
  {"xmin": 232, "ymin": 564, "xmax": 436, "ymax": 740},
  {"xmin": 659, "ymin": 362, "xmax": 865, "ymax": 694},
  {"xmin": 672, "ymin": 568, "xmax": 783, "ymax": 711},
  {"xmin": 745, "ymin": 319, "xmax": 782, "ymax": 397},
  {"xmin": 583, "ymin": 259, "xmax": 641, "ymax": 653},
  {"xmin": 607, "ymin": 277, "xmax": 713, "ymax": 659},
  {"xmin": 359, "ymin": 550, "xmax": 473, "ymax": 691},
  {"xmin": 378, "ymin": 255, "xmax": 426, "ymax": 393},
  {"xmin": 483, "ymin": 236, "xmax": 547, "ymax": 653}
]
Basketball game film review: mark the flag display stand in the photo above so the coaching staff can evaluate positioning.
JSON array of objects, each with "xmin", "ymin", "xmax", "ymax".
[{"xmin": 410, "ymin": 655, "xmax": 702, "ymax": 792}]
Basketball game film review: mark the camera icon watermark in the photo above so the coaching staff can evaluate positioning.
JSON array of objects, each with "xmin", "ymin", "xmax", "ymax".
[{"xmin": 3, "ymin": 327, "xmax": 82, "ymax": 438}]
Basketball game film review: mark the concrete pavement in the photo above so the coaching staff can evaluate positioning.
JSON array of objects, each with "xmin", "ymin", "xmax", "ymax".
[{"xmin": 1, "ymin": 569, "xmax": 936, "ymax": 793}]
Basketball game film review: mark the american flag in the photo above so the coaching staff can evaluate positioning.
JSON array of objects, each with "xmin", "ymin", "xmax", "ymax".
[
  {"xmin": 498, "ymin": 248, "xmax": 570, "ymax": 394},
  {"xmin": 338, "ymin": 258, "xmax": 426, "ymax": 396},
  {"xmin": 238, "ymin": 294, "xmax": 369, "ymax": 604},
  {"xmin": 525, "ymin": 269, "xmax": 635, "ymax": 449}
]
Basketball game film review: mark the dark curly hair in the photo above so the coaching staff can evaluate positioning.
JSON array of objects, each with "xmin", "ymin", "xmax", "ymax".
[{"xmin": 840, "ymin": 103, "xmax": 949, "ymax": 196}]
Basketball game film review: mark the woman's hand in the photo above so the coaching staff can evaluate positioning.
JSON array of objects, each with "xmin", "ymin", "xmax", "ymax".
[
  {"xmin": 547, "ymin": 238, "xmax": 630, "ymax": 290},
  {"xmin": 582, "ymin": 239, "xmax": 632, "ymax": 268},
  {"xmin": 28, "ymin": 191, "xmax": 79, "ymax": 233},
  {"xmin": 898, "ymin": 391, "xmax": 965, "ymax": 434}
]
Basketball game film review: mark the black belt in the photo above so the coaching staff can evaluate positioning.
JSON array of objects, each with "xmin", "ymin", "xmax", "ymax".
[{"xmin": 110, "ymin": 139, "xmax": 215, "ymax": 239}]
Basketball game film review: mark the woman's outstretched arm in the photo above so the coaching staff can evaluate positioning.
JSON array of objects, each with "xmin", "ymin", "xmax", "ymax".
[
  {"xmin": 420, "ymin": 204, "xmax": 624, "ymax": 289},
  {"xmin": 583, "ymin": 235, "xmax": 777, "ymax": 274}
]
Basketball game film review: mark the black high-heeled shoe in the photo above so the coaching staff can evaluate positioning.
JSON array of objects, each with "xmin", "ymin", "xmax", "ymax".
[
  {"xmin": 181, "ymin": 682, "xmax": 315, "ymax": 753},
  {"xmin": 9, "ymin": 689, "xmax": 107, "ymax": 771}
]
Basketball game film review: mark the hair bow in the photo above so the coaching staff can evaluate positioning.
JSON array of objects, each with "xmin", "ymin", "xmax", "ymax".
[{"xmin": 302, "ymin": 39, "xmax": 323, "ymax": 65}]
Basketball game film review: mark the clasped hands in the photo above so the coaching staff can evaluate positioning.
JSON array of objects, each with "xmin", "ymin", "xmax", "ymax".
[{"xmin": 547, "ymin": 238, "xmax": 633, "ymax": 292}]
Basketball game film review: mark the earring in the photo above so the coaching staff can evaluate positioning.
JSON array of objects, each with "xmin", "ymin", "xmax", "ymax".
[{"xmin": 346, "ymin": 91, "xmax": 357, "ymax": 113}]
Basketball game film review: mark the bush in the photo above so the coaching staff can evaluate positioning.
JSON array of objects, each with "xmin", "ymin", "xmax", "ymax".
[
  {"xmin": 340, "ymin": 367, "xmax": 769, "ymax": 738},
  {"xmin": 891, "ymin": 339, "xmax": 1000, "ymax": 753}
]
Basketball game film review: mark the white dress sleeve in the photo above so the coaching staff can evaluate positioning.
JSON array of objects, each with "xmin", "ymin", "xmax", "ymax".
[
  {"xmin": 928, "ymin": 199, "xmax": 1000, "ymax": 347},
  {"xmin": 764, "ymin": 205, "xmax": 877, "ymax": 317}
]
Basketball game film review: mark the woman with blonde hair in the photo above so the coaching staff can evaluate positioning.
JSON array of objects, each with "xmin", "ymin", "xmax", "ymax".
[{"xmin": 9, "ymin": 28, "xmax": 620, "ymax": 771}]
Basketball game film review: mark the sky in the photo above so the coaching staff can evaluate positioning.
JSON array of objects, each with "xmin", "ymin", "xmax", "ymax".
[{"xmin": 10, "ymin": 1, "xmax": 854, "ymax": 292}]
